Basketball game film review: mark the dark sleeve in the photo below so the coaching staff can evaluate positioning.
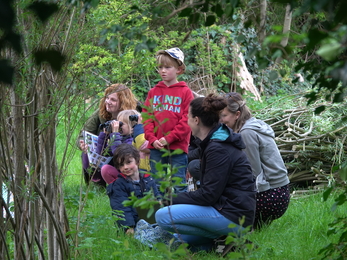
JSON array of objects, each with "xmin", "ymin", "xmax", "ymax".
[
  {"xmin": 188, "ymin": 147, "xmax": 200, "ymax": 162},
  {"xmin": 76, "ymin": 110, "xmax": 101, "ymax": 148},
  {"xmin": 188, "ymin": 136, "xmax": 201, "ymax": 162},
  {"xmin": 107, "ymin": 180, "xmax": 137, "ymax": 228},
  {"xmin": 173, "ymin": 144, "xmax": 234, "ymax": 206}
]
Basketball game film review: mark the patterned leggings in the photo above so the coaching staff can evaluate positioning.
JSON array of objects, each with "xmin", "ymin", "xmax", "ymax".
[{"xmin": 253, "ymin": 184, "xmax": 290, "ymax": 229}]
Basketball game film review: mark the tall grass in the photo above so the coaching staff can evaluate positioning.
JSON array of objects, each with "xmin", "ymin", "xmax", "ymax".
[{"xmin": 57, "ymin": 119, "xmax": 346, "ymax": 260}]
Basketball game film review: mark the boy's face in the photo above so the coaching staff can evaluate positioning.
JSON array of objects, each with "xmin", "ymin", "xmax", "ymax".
[
  {"xmin": 119, "ymin": 157, "xmax": 139, "ymax": 180},
  {"xmin": 157, "ymin": 64, "xmax": 182, "ymax": 85}
]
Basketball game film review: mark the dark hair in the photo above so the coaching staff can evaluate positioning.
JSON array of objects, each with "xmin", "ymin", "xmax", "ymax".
[
  {"xmin": 190, "ymin": 93, "xmax": 227, "ymax": 127},
  {"xmin": 224, "ymin": 92, "xmax": 252, "ymax": 132},
  {"xmin": 113, "ymin": 143, "xmax": 140, "ymax": 169}
]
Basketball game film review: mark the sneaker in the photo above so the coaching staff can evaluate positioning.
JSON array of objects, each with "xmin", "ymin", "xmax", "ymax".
[{"xmin": 214, "ymin": 236, "xmax": 236, "ymax": 257}]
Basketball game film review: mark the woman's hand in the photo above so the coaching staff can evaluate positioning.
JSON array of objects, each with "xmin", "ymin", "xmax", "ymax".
[{"xmin": 79, "ymin": 140, "xmax": 88, "ymax": 153}]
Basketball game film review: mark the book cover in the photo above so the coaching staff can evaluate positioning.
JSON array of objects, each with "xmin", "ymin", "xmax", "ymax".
[{"xmin": 83, "ymin": 130, "xmax": 113, "ymax": 168}]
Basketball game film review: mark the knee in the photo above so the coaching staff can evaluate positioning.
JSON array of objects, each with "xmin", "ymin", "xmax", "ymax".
[
  {"xmin": 155, "ymin": 207, "xmax": 170, "ymax": 226},
  {"xmin": 101, "ymin": 165, "xmax": 119, "ymax": 184}
]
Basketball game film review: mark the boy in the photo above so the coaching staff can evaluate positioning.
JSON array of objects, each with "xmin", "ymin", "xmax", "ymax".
[
  {"xmin": 143, "ymin": 47, "xmax": 194, "ymax": 193},
  {"xmin": 106, "ymin": 143, "xmax": 159, "ymax": 234}
]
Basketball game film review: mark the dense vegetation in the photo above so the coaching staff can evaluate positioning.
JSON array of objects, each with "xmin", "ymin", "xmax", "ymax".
[{"xmin": 1, "ymin": 0, "xmax": 346, "ymax": 259}]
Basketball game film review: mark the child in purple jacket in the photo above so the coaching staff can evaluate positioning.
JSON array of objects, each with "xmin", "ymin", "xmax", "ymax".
[{"xmin": 98, "ymin": 110, "xmax": 134, "ymax": 184}]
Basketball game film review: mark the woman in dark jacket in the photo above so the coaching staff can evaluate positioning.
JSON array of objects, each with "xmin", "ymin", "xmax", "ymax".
[{"xmin": 155, "ymin": 94, "xmax": 256, "ymax": 252}]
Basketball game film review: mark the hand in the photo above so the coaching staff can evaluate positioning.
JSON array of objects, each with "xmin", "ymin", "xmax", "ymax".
[
  {"xmin": 152, "ymin": 140, "xmax": 164, "ymax": 150},
  {"xmin": 79, "ymin": 140, "xmax": 88, "ymax": 153},
  {"xmin": 138, "ymin": 115, "xmax": 143, "ymax": 124},
  {"xmin": 111, "ymin": 120, "xmax": 120, "ymax": 133},
  {"xmin": 159, "ymin": 137, "xmax": 168, "ymax": 146},
  {"xmin": 126, "ymin": 228, "xmax": 134, "ymax": 236}
]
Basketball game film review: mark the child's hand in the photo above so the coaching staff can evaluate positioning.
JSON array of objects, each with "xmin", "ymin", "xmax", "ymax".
[
  {"xmin": 126, "ymin": 228, "xmax": 134, "ymax": 236},
  {"xmin": 153, "ymin": 140, "xmax": 164, "ymax": 150},
  {"xmin": 79, "ymin": 140, "xmax": 88, "ymax": 153},
  {"xmin": 159, "ymin": 137, "xmax": 168, "ymax": 146},
  {"xmin": 111, "ymin": 120, "xmax": 120, "ymax": 133}
]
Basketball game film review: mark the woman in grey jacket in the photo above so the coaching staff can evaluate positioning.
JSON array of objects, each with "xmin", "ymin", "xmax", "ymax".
[{"xmin": 220, "ymin": 92, "xmax": 290, "ymax": 229}]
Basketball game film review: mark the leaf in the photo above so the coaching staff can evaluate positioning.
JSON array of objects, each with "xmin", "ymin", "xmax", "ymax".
[
  {"xmin": 314, "ymin": 105, "xmax": 325, "ymax": 114},
  {"xmin": 269, "ymin": 70, "xmax": 278, "ymax": 81},
  {"xmin": 34, "ymin": 49, "xmax": 65, "ymax": 72},
  {"xmin": 27, "ymin": 2, "xmax": 59, "ymax": 23},
  {"xmin": 0, "ymin": 1, "xmax": 15, "ymax": 31},
  {"xmin": 307, "ymin": 29, "xmax": 328, "ymax": 50},
  {"xmin": 340, "ymin": 165, "xmax": 347, "ymax": 181},
  {"xmin": 205, "ymin": 15, "xmax": 216, "ymax": 26},
  {"xmin": 224, "ymin": 3, "xmax": 234, "ymax": 16},
  {"xmin": 211, "ymin": 4, "xmax": 223, "ymax": 18},
  {"xmin": 0, "ymin": 59, "xmax": 14, "ymax": 85},
  {"xmin": 322, "ymin": 186, "xmax": 333, "ymax": 201},
  {"xmin": 1, "ymin": 31, "xmax": 22, "ymax": 53},
  {"xmin": 179, "ymin": 8, "xmax": 192, "ymax": 17},
  {"xmin": 316, "ymin": 39, "xmax": 342, "ymax": 61}
]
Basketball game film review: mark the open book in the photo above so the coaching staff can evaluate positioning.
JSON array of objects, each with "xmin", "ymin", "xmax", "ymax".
[{"xmin": 83, "ymin": 130, "xmax": 113, "ymax": 168}]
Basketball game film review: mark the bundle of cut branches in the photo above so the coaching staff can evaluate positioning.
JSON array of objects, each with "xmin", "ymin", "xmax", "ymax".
[{"xmin": 253, "ymin": 96, "xmax": 347, "ymax": 190}]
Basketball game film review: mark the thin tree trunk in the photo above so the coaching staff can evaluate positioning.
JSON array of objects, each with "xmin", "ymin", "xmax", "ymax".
[
  {"xmin": 259, "ymin": 0, "xmax": 267, "ymax": 43},
  {"xmin": 276, "ymin": 3, "xmax": 292, "ymax": 63}
]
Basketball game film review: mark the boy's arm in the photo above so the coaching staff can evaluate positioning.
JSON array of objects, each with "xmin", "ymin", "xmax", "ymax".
[
  {"xmin": 107, "ymin": 181, "xmax": 137, "ymax": 228},
  {"xmin": 142, "ymin": 97, "xmax": 158, "ymax": 146},
  {"xmin": 164, "ymin": 90, "xmax": 194, "ymax": 145}
]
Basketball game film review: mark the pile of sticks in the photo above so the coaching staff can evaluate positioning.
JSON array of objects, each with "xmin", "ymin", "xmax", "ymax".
[{"xmin": 257, "ymin": 104, "xmax": 347, "ymax": 190}]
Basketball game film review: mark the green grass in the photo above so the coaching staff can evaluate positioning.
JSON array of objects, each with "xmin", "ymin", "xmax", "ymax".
[
  {"xmin": 61, "ymin": 149, "xmax": 346, "ymax": 259},
  {"xmin": 58, "ymin": 124, "xmax": 346, "ymax": 260}
]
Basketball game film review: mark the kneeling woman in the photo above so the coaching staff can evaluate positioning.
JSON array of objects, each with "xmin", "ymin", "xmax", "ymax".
[{"xmin": 155, "ymin": 94, "xmax": 256, "ymax": 251}]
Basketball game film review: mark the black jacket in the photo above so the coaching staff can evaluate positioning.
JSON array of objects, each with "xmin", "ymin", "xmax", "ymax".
[{"xmin": 173, "ymin": 123, "xmax": 256, "ymax": 227}]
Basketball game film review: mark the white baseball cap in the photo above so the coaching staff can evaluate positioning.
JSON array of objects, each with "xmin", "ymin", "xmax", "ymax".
[{"xmin": 157, "ymin": 47, "xmax": 186, "ymax": 73}]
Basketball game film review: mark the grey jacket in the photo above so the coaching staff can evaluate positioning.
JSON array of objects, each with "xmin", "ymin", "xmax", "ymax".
[{"xmin": 240, "ymin": 117, "xmax": 289, "ymax": 192}]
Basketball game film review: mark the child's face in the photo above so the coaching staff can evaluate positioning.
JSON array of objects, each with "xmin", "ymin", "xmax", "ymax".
[
  {"xmin": 119, "ymin": 157, "xmax": 139, "ymax": 180},
  {"xmin": 120, "ymin": 121, "xmax": 132, "ymax": 135},
  {"xmin": 157, "ymin": 64, "xmax": 181, "ymax": 85}
]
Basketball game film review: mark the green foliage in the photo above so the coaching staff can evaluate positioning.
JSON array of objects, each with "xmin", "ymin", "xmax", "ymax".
[
  {"xmin": 260, "ymin": 0, "xmax": 347, "ymax": 108},
  {"xmin": 318, "ymin": 162, "xmax": 347, "ymax": 260}
]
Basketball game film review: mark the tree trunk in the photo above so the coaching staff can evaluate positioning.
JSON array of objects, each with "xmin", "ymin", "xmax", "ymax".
[
  {"xmin": 0, "ymin": 2, "xmax": 86, "ymax": 259},
  {"xmin": 276, "ymin": 3, "xmax": 293, "ymax": 63},
  {"xmin": 258, "ymin": 0, "xmax": 267, "ymax": 43}
]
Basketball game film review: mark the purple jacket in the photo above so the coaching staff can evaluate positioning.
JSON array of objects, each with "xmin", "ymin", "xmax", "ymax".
[{"xmin": 96, "ymin": 132, "xmax": 133, "ymax": 157}]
